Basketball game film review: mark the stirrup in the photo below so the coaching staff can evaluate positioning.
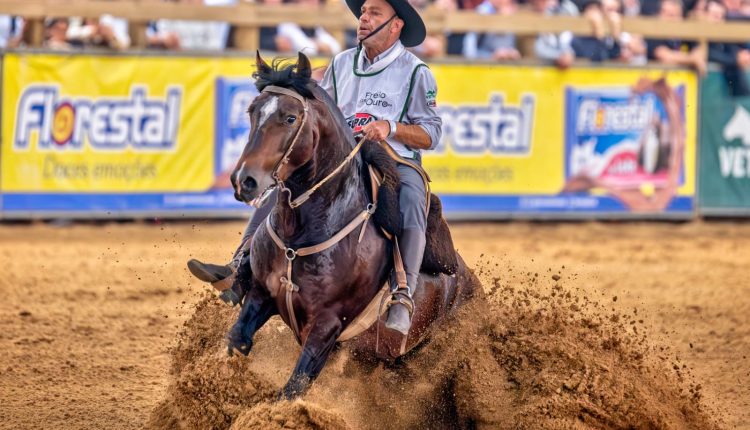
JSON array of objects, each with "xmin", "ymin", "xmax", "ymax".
[
  {"xmin": 386, "ymin": 288, "xmax": 414, "ymax": 317},
  {"xmin": 376, "ymin": 287, "xmax": 415, "ymax": 355}
]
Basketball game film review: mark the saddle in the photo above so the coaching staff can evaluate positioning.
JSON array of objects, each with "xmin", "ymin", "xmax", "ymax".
[{"xmin": 360, "ymin": 140, "xmax": 458, "ymax": 276}]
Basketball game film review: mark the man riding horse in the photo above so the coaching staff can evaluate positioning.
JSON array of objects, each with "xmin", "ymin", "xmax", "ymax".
[{"xmin": 188, "ymin": 0, "xmax": 440, "ymax": 337}]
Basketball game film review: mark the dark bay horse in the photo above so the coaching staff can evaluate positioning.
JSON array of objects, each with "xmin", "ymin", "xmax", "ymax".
[{"xmin": 226, "ymin": 52, "xmax": 481, "ymax": 399}]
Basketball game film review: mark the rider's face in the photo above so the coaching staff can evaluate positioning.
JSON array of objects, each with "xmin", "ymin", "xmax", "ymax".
[{"xmin": 358, "ymin": 0, "xmax": 402, "ymax": 48}]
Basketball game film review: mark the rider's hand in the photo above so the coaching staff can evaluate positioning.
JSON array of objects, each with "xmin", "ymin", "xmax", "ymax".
[{"xmin": 361, "ymin": 120, "xmax": 391, "ymax": 142}]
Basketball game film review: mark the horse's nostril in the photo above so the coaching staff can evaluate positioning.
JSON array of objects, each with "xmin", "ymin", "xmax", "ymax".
[{"xmin": 242, "ymin": 176, "xmax": 257, "ymax": 191}]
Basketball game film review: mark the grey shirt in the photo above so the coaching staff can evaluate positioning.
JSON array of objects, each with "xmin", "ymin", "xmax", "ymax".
[{"xmin": 320, "ymin": 41, "xmax": 442, "ymax": 150}]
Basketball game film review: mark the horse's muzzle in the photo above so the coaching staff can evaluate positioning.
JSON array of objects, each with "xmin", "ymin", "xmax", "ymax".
[{"xmin": 232, "ymin": 171, "xmax": 259, "ymax": 203}]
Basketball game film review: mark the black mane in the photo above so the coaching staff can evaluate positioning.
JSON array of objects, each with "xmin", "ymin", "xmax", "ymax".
[{"xmin": 253, "ymin": 58, "xmax": 315, "ymax": 99}]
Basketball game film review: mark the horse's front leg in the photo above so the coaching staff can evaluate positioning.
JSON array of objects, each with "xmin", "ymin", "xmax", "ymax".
[
  {"xmin": 280, "ymin": 313, "xmax": 342, "ymax": 399},
  {"xmin": 227, "ymin": 279, "xmax": 277, "ymax": 356}
]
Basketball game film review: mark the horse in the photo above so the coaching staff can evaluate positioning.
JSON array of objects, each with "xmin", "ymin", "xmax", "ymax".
[{"xmin": 225, "ymin": 51, "xmax": 482, "ymax": 399}]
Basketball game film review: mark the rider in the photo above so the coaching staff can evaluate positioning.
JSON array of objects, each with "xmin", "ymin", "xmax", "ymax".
[{"xmin": 188, "ymin": 0, "xmax": 441, "ymax": 336}]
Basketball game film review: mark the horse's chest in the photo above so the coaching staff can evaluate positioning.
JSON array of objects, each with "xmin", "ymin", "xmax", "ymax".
[{"xmin": 256, "ymin": 251, "xmax": 336, "ymax": 299}]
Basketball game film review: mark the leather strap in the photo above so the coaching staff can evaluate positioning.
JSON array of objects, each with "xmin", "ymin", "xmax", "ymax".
[
  {"xmin": 263, "ymin": 85, "xmax": 306, "ymax": 104},
  {"xmin": 261, "ymin": 86, "xmax": 309, "ymax": 185},
  {"xmin": 337, "ymin": 283, "xmax": 390, "ymax": 342},
  {"xmin": 211, "ymin": 272, "xmax": 236, "ymax": 292},
  {"xmin": 375, "ymin": 237, "xmax": 411, "ymax": 355},
  {"xmin": 392, "ymin": 237, "xmax": 408, "ymax": 291},
  {"xmin": 261, "ymin": 85, "xmax": 368, "ymax": 213},
  {"xmin": 289, "ymin": 135, "xmax": 367, "ymax": 209},
  {"xmin": 265, "ymin": 204, "xmax": 377, "ymax": 343}
]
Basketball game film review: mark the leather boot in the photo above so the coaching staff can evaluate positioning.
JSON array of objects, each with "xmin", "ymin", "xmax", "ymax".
[
  {"xmin": 187, "ymin": 233, "xmax": 251, "ymax": 307},
  {"xmin": 385, "ymin": 228, "xmax": 426, "ymax": 335},
  {"xmin": 187, "ymin": 259, "xmax": 233, "ymax": 283},
  {"xmin": 187, "ymin": 195, "xmax": 275, "ymax": 306}
]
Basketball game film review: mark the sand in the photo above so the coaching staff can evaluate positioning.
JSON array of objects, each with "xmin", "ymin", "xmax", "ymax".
[{"xmin": 0, "ymin": 220, "xmax": 747, "ymax": 429}]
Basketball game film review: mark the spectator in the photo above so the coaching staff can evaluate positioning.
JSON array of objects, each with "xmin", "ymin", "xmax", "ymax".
[
  {"xmin": 274, "ymin": 0, "xmax": 342, "ymax": 56},
  {"xmin": 640, "ymin": 0, "xmax": 661, "ymax": 14},
  {"xmin": 145, "ymin": 21, "xmax": 181, "ymax": 50},
  {"xmin": 602, "ymin": 0, "xmax": 647, "ymax": 64},
  {"xmin": 570, "ymin": 0, "xmax": 623, "ymax": 62},
  {"xmin": 44, "ymin": 17, "xmax": 73, "ymax": 51},
  {"xmin": 408, "ymin": 0, "xmax": 445, "ymax": 58},
  {"xmin": 529, "ymin": 0, "xmax": 577, "ymax": 68},
  {"xmin": 67, "ymin": 15, "xmax": 130, "ymax": 50},
  {"xmin": 257, "ymin": 0, "xmax": 284, "ymax": 51},
  {"xmin": 741, "ymin": 0, "xmax": 750, "ymax": 17},
  {"xmin": 149, "ymin": 0, "xmax": 235, "ymax": 50},
  {"xmin": 645, "ymin": 0, "xmax": 707, "ymax": 75},
  {"xmin": 464, "ymin": 0, "xmax": 521, "ymax": 60},
  {"xmin": 0, "ymin": 15, "xmax": 23, "ymax": 48},
  {"xmin": 621, "ymin": 0, "xmax": 641, "ymax": 15},
  {"xmin": 570, "ymin": 0, "xmax": 606, "ymax": 38},
  {"xmin": 704, "ymin": 0, "xmax": 750, "ymax": 95},
  {"xmin": 435, "ymin": 0, "xmax": 482, "ymax": 56},
  {"xmin": 723, "ymin": 0, "xmax": 749, "ymax": 17}
]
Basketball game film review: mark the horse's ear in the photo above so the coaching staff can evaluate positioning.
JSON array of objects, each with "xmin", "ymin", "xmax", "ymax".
[
  {"xmin": 296, "ymin": 52, "xmax": 312, "ymax": 79},
  {"xmin": 256, "ymin": 50, "xmax": 271, "ymax": 75}
]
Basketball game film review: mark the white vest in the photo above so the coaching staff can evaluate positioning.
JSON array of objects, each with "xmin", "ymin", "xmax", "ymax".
[{"xmin": 330, "ymin": 44, "xmax": 427, "ymax": 158}]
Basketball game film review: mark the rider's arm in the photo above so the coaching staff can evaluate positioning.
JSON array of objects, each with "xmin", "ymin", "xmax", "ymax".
[
  {"xmin": 395, "ymin": 66, "xmax": 442, "ymax": 151},
  {"xmin": 390, "ymin": 123, "xmax": 432, "ymax": 150}
]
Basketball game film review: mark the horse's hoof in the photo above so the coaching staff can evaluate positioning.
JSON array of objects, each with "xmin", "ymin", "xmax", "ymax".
[
  {"xmin": 277, "ymin": 388, "xmax": 297, "ymax": 401},
  {"xmin": 227, "ymin": 340, "xmax": 252, "ymax": 357}
]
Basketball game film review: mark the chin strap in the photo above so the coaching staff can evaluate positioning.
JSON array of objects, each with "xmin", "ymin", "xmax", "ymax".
[{"xmin": 357, "ymin": 14, "xmax": 397, "ymax": 50}]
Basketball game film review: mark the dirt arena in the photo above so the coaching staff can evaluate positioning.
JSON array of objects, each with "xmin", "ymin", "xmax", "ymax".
[{"xmin": 0, "ymin": 220, "xmax": 748, "ymax": 429}]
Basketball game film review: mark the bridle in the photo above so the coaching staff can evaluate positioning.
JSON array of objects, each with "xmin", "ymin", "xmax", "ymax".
[
  {"xmin": 263, "ymin": 85, "xmax": 309, "ymax": 186},
  {"xmin": 259, "ymin": 85, "xmax": 366, "ymax": 209}
]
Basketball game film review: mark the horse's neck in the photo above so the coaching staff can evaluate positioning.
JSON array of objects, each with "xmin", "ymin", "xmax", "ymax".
[{"xmin": 273, "ymin": 134, "xmax": 366, "ymax": 241}]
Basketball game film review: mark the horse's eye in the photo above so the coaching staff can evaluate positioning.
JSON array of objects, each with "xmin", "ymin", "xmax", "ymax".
[{"xmin": 286, "ymin": 115, "xmax": 297, "ymax": 125}]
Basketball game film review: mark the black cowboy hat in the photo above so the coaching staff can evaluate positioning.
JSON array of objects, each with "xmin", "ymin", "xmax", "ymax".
[{"xmin": 345, "ymin": 0, "xmax": 426, "ymax": 47}]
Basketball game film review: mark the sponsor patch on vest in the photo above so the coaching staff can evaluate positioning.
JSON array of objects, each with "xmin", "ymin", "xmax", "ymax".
[
  {"xmin": 426, "ymin": 89, "xmax": 437, "ymax": 107},
  {"xmin": 358, "ymin": 92, "xmax": 392, "ymax": 108},
  {"xmin": 346, "ymin": 113, "xmax": 377, "ymax": 131}
]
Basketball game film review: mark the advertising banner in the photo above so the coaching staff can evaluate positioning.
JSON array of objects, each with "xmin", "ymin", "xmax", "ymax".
[
  {"xmin": 1, "ymin": 53, "xmax": 697, "ymax": 218},
  {"xmin": 698, "ymin": 72, "xmax": 750, "ymax": 214},
  {"xmin": 1, "ymin": 53, "xmax": 258, "ymax": 217},
  {"xmin": 426, "ymin": 64, "xmax": 696, "ymax": 217}
]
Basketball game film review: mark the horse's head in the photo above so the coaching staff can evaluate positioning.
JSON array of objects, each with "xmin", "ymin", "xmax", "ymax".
[{"xmin": 231, "ymin": 52, "xmax": 323, "ymax": 205}]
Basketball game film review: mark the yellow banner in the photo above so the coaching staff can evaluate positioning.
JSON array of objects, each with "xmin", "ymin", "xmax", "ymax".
[
  {"xmin": 1, "ymin": 54, "xmax": 255, "ymax": 192},
  {"xmin": 425, "ymin": 64, "xmax": 697, "ymax": 198}
]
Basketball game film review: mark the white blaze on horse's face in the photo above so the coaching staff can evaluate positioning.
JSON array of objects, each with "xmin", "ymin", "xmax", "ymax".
[{"xmin": 258, "ymin": 96, "xmax": 278, "ymax": 129}]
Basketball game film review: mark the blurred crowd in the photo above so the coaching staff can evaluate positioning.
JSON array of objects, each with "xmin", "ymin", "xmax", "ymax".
[{"xmin": 1, "ymin": 0, "xmax": 749, "ymax": 94}]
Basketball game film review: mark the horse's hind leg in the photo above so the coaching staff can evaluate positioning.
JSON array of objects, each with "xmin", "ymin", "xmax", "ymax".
[
  {"xmin": 280, "ymin": 314, "xmax": 342, "ymax": 399},
  {"xmin": 227, "ymin": 281, "xmax": 277, "ymax": 356}
]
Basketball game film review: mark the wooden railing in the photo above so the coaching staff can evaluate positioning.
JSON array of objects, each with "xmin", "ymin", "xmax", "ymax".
[{"xmin": 1, "ymin": 0, "xmax": 748, "ymax": 55}]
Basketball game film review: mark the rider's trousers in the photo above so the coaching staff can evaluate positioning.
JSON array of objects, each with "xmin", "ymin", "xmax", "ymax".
[{"xmin": 396, "ymin": 164, "xmax": 427, "ymax": 294}]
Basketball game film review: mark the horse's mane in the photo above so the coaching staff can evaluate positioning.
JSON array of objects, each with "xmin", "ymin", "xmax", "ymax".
[{"xmin": 253, "ymin": 58, "xmax": 315, "ymax": 99}]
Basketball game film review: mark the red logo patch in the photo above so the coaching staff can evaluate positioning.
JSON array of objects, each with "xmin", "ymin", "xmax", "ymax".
[{"xmin": 346, "ymin": 113, "xmax": 377, "ymax": 131}]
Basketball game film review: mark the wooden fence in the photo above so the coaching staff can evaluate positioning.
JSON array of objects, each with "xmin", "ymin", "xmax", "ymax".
[{"xmin": 1, "ymin": 0, "xmax": 748, "ymax": 55}]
